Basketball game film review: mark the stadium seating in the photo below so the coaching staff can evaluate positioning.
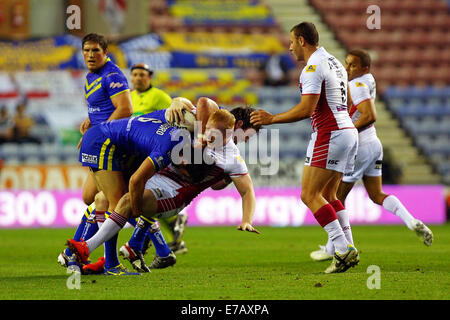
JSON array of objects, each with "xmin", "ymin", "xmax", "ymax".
[
  {"xmin": 384, "ymin": 86, "xmax": 450, "ymax": 183},
  {"xmin": 0, "ymin": 0, "xmax": 447, "ymax": 187},
  {"xmin": 311, "ymin": 0, "xmax": 450, "ymax": 90},
  {"xmin": 311, "ymin": 0, "xmax": 450, "ymax": 184}
]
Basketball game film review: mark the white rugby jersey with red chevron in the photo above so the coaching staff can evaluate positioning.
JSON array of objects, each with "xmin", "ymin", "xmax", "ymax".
[
  {"xmin": 299, "ymin": 47, "xmax": 354, "ymax": 133},
  {"xmin": 348, "ymin": 73, "xmax": 378, "ymax": 142}
]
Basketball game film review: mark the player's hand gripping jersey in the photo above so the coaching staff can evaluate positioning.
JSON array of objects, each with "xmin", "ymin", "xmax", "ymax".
[
  {"xmin": 79, "ymin": 110, "xmax": 187, "ymax": 171},
  {"xmin": 84, "ymin": 58, "xmax": 130, "ymax": 126}
]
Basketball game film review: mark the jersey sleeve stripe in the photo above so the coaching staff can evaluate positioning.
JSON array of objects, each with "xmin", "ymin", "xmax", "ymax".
[
  {"xmin": 229, "ymin": 172, "xmax": 248, "ymax": 177},
  {"xmin": 352, "ymin": 98, "xmax": 372, "ymax": 108},
  {"xmin": 147, "ymin": 156, "xmax": 156, "ymax": 170},
  {"xmin": 110, "ymin": 88, "xmax": 130, "ymax": 98}
]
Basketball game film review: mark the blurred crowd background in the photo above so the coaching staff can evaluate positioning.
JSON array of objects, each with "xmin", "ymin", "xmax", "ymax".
[{"xmin": 0, "ymin": 0, "xmax": 448, "ymax": 202}]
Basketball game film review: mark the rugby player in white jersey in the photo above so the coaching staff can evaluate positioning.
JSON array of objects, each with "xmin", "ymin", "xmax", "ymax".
[
  {"xmin": 310, "ymin": 49, "xmax": 434, "ymax": 262},
  {"xmin": 251, "ymin": 22, "xmax": 359, "ymax": 273}
]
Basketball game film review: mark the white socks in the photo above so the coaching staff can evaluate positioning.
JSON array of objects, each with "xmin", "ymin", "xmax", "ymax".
[
  {"xmin": 323, "ymin": 220, "xmax": 349, "ymax": 254},
  {"xmin": 337, "ymin": 209, "xmax": 354, "ymax": 245},
  {"xmin": 86, "ymin": 212, "xmax": 127, "ymax": 253},
  {"xmin": 325, "ymin": 208, "xmax": 353, "ymax": 256},
  {"xmin": 382, "ymin": 195, "xmax": 415, "ymax": 230}
]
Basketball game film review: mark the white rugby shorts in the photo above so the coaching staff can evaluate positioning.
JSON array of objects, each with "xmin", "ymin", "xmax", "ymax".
[
  {"xmin": 145, "ymin": 175, "xmax": 186, "ymax": 219},
  {"xmin": 305, "ymin": 128, "xmax": 358, "ymax": 174},
  {"xmin": 343, "ymin": 137, "xmax": 383, "ymax": 183}
]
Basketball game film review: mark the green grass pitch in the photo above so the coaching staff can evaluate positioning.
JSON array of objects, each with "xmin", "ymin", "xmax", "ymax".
[{"xmin": 0, "ymin": 224, "xmax": 449, "ymax": 300}]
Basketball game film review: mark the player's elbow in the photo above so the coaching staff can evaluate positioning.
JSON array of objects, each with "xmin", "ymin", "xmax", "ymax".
[
  {"xmin": 128, "ymin": 174, "xmax": 143, "ymax": 191},
  {"xmin": 196, "ymin": 97, "xmax": 218, "ymax": 114},
  {"xmin": 123, "ymin": 105, "xmax": 133, "ymax": 117},
  {"xmin": 196, "ymin": 97, "xmax": 210, "ymax": 107}
]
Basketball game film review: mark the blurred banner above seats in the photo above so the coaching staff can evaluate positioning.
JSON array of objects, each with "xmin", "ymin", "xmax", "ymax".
[
  {"xmin": 168, "ymin": 0, "xmax": 275, "ymax": 25},
  {"xmin": 0, "ymin": 33, "xmax": 293, "ymax": 71}
]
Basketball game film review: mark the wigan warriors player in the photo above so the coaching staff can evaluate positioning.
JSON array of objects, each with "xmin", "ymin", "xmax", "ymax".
[
  {"xmin": 310, "ymin": 50, "xmax": 433, "ymax": 262},
  {"xmin": 251, "ymin": 22, "xmax": 359, "ymax": 273}
]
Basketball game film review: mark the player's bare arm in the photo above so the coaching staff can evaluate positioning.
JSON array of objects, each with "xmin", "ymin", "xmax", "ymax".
[
  {"xmin": 108, "ymin": 90, "xmax": 133, "ymax": 121},
  {"xmin": 128, "ymin": 157, "xmax": 156, "ymax": 218},
  {"xmin": 79, "ymin": 117, "xmax": 91, "ymax": 134},
  {"xmin": 211, "ymin": 176, "xmax": 232, "ymax": 190},
  {"xmin": 347, "ymin": 84, "xmax": 354, "ymax": 109},
  {"xmin": 195, "ymin": 97, "xmax": 219, "ymax": 136},
  {"xmin": 165, "ymin": 97, "xmax": 196, "ymax": 124},
  {"xmin": 250, "ymin": 94, "xmax": 320, "ymax": 126},
  {"xmin": 352, "ymin": 99, "xmax": 377, "ymax": 130},
  {"xmin": 77, "ymin": 117, "xmax": 92, "ymax": 149},
  {"xmin": 232, "ymin": 173, "xmax": 260, "ymax": 234}
]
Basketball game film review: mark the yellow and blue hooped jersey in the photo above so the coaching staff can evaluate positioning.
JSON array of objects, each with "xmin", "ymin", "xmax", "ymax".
[{"xmin": 84, "ymin": 58, "xmax": 130, "ymax": 126}]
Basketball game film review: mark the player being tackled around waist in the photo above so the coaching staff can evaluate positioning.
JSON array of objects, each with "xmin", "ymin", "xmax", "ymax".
[{"xmin": 67, "ymin": 98, "xmax": 262, "ymax": 272}]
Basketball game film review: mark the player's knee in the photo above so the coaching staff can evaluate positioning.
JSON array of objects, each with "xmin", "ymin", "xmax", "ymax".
[
  {"xmin": 94, "ymin": 192, "xmax": 109, "ymax": 211},
  {"xmin": 82, "ymin": 189, "xmax": 96, "ymax": 206},
  {"xmin": 300, "ymin": 190, "xmax": 314, "ymax": 207},
  {"xmin": 115, "ymin": 193, "xmax": 132, "ymax": 217},
  {"xmin": 369, "ymin": 192, "xmax": 386, "ymax": 205}
]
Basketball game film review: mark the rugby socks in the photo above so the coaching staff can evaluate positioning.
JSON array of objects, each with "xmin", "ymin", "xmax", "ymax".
[
  {"xmin": 314, "ymin": 204, "xmax": 349, "ymax": 254},
  {"xmin": 148, "ymin": 219, "xmax": 171, "ymax": 258},
  {"xmin": 80, "ymin": 209, "xmax": 99, "ymax": 242},
  {"xmin": 129, "ymin": 217, "xmax": 171, "ymax": 257},
  {"xmin": 85, "ymin": 211, "xmax": 127, "ymax": 269},
  {"xmin": 95, "ymin": 210, "xmax": 106, "ymax": 228},
  {"xmin": 382, "ymin": 195, "xmax": 415, "ymax": 230},
  {"xmin": 65, "ymin": 204, "xmax": 97, "ymax": 257},
  {"xmin": 330, "ymin": 200, "xmax": 354, "ymax": 245},
  {"xmin": 128, "ymin": 217, "xmax": 149, "ymax": 251}
]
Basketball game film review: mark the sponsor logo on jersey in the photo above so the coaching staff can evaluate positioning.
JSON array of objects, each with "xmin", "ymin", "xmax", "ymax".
[
  {"xmin": 156, "ymin": 156, "xmax": 165, "ymax": 169},
  {"xmin": 109, "ymin": 82, "xmax": 124, "ymax": 89},
  {"xmin": 87, "ymin": 107, "xmax": 101, "ymax": 113},
  {"xmin": 305, "ymin": 156, "xmax": 311, "ymax": 164},
  {"xmin": 328, "ymin": 159, "xmax": 340, "ymax": 165},
  {"xmin": 374, "ymin": 160, "xmax": 382, "ymax": 170},
  {"xmin": 306, "ymin": 65, "xmax": 316, "ymax": 73},
  {"xmin": 81, "ymin": 153, "xmax": 98, "ymax": 164},
  {"xmin": 235, "ymin": 155, "xmax": 245, "ymax": 164},
  {"xmin": 153, "ymin": 188, "xmax": 163, "ymax": 198},
  {"xmin": 355, "ymin": 82, "xmax": 367, "ymax": 87}
]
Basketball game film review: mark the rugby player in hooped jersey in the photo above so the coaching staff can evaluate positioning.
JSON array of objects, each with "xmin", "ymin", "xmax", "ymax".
[
  {"xmin": 310, "ymin": 50, "xmax": 433, "ymax": 262},
  {"xmin": 66, "ymin": 109, "xmax": 260, "ymax": 268},
  {"xmin": 250, "ymin": 22, "xmax": 359, "ymax": 273}
]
